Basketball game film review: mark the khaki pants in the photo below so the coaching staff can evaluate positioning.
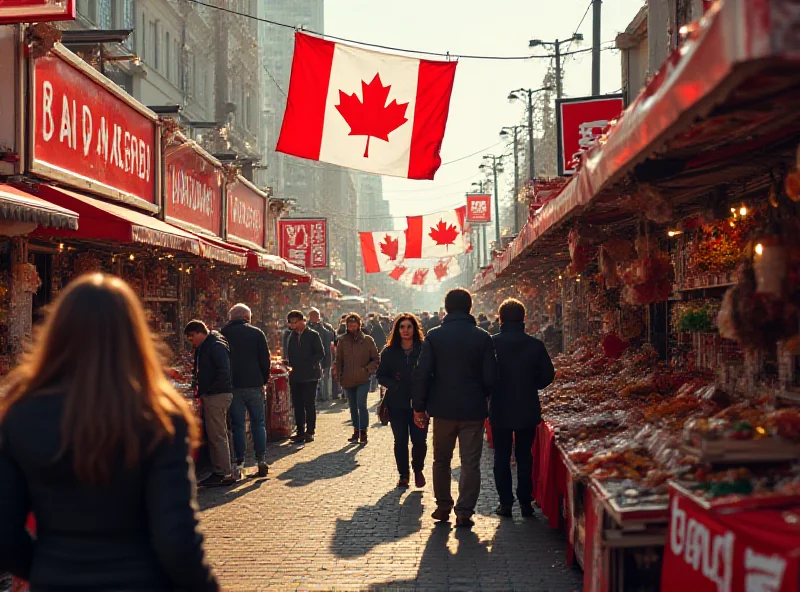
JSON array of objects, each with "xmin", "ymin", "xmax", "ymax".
[
  {"xmin": 432, "ymin": 418, "xmax": 485, "ymax": 518},
  {"xmin": 201, "ymin": 393, "xmax": 233, "ymax": 477}
]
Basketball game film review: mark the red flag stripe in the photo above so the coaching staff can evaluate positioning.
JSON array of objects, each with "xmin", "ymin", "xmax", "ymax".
[
  {"xmin": 276, "ymin": 33, "xmax": 335, "ymax": 161},
  {"xmin": 407, "ymin": 60, "xmax": 458, "ymax": 180},
  {"xmin": 404, "ymin": 216, "xmax": 423, "ymax": 259},
  {"xmin": 359, "ymin": 232, "xmax": 381, "ymax": 273},
  {"xmin": 455, "ymin": 205, "xmax": 466, "ymax": 230}
]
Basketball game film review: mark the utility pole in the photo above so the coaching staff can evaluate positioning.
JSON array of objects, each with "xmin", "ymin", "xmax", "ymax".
[
  {"xmin": 529, "ymin": 35, "xmax": 582, "ymax": 100},
  {"xmin": 554, "ymin": 39, "xmax": 562, "ymax": 100},
  {"xmin": 481, "ymin": 155, "xmax": 503, "ymax": 251},
  {"xmin": 592, "ymin": 0, "xmax": 602, "ymax": 95},
  {"xmin": 500, "ymin": 125, "xmax": 525, "ymax": 234}
]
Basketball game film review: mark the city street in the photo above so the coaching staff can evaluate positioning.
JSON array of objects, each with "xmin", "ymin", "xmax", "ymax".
[{"xmin": 198, "ymin": 394, "xmax": 582, "ymax": 592}]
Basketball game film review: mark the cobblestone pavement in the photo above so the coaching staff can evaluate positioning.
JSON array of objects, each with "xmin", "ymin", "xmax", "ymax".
[{"xmin": 198, "ymin": 394, "xmax": 583, "ymax": 592}]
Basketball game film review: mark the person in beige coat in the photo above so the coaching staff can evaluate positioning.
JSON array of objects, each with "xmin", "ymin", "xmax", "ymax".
[{"xmin": 334, "ymin": 313, "xmax": 380, "ymax": 444}]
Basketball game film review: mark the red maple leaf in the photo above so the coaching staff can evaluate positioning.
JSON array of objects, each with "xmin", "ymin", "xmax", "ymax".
[
  {"xmin": 433, "ymin": 260, "xmax": 450, "ymax": 280},
  {"xmin": 335, "ymin": 73, "xmax": 409, "ymax": 158},
  {"xmin": 379, "ymin": 234, "xmax": 400, "ymax": 261},
  {"xmin": 388, "ymin": 266, "xmax": 406, "ymax": 281},
  {"xmin": 411, "ymin": 268, "xmax": 429, "ymax": 285},
  {"xmin": 428, "ymin": 219, "xmax": 460, "ymax": 248}
]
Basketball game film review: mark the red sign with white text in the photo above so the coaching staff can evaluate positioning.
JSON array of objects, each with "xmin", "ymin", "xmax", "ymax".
[
  {"xmin": 279, "ymin": 218, "xmax": 327, "ymax": 269},
  {"xmin": 227, "ymin": 177, "xmax": 266, "ymax": 249},
  {"xmin": 165, "ymin": 144, "xmax": 222, "ymax": 235},
  {"xmin": 466, "ymin": 194, "xmax": 491, "ymax": 223},
  {"xmin": 0, "ymin": 0, "xmax": 75, "ymax": 24},
  {"xmin": 556, "ymin": 95, "xmax": 624, "ymax": 176},
  {"xmin": 662, "ymin": 487, "xmax": 800, "ymax": 592},
  {"xmin": 31, "ymin": 48, "xmax": 158, "ymax": 207}
]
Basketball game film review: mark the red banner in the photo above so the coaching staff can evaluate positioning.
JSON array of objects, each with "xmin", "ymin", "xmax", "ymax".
[
  {"xmin": 556, "ymin": 95, "xmax": 624, "ymax": 176},
  {"xmin": 30, "ymin": 48, "xmax": 158, "ymax": 208},
  {"xmin": 466, "ymin": 194, "xmax": 491, "ymax": 223},
  {"xmin": 227, "ymin": 177, "xmax": 266, "ymax": 249},
  {"xmin": 662, "ymin": 486, "xmax": 800, "ymax": 592},
  {"xmin": 165, "ymin": 144, "xmax": 222, "ymax": 236},
  {"xmin": 0, "ymin": 0, "xmax": 75, "ymax": 24},
  {"xmin": 279, "ymin": 218, "xmax": 327, "ymax": 269}
]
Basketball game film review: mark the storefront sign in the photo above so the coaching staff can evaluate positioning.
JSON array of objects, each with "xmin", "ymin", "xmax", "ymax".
[
  {"xmin": 278, "ymin": 218, "xmax": 327, "ymax": 269},
  {"xmin": 30, "ymin": 46, "xmax": 158, "ymax": 209},
  {"xmin": 662, "ymin": 487, "xmax": 800, "ymax": 592},
  {"xmin": 165, "ymin": 144, "xmax": 222, "ymax": 236},
  {"xmin": 226, "ymin": 176, "xmax": 266, "ymax": 249},
  {"xmin": 466, "ymin": 194, "xmax": 491, "ymax": 223},
  {"xmin": 556, "ymin": 95, "xmax": 624, "ymax": 176},
  {"xmin": 0, "ymin": 0, "xmax": 75, "ymax": 24}
]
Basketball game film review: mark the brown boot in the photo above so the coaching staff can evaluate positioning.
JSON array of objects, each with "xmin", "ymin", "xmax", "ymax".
[
  {"xmin": 348, "ymin": 429, "xmax": 360, "ymax": 443},
  {"xmin": 359, "ymin": 429, "xmax": 368, "ymax": 444}
]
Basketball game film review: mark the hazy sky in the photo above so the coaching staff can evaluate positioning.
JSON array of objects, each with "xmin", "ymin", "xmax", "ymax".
[{"xmin": 325, "ymin": 0, "xmax": 645, "ymax": 227}]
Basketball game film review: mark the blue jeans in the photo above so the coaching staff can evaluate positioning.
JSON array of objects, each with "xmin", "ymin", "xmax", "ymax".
[
  {"xmin": 318, "ymin": 367, "xmax": 331, "ymax": 401},
  {"xmin": 230, "ymin": 387, "xmax": 267, "ymax": 462},
  {"xmin": 344, "ymin": 383, "xmax": 370, "ymax": 430}
]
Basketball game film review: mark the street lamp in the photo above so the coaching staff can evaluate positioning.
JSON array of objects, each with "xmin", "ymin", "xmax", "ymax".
[
  {"xmin": 480, "ymin": 154, "xmax": 504, "ymax": 251},
  {"xmin": 507, "ymin": 86, "xmax": 552, "ymax": 185},
  {"xmin": 500, "ymin": 125, "xmax": 528, "ymax": 234},
  {"xmin": 527, "ymin": 34, "xmax": 583, "ymax": 99}
]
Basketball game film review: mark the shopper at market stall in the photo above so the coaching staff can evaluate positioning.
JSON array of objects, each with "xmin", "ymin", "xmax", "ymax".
[
  {"xmin": 0, "ymin": 273, "xmax": 219, "ymax": 591},
  {"xmin": 309, "ymin": 307, "xmax": 336, "ymax": 402},
  {"xmin": 488, "ymin": 315, "xmax": 501, "ymax": 336},
  {"xmin": 367, "ymin": 314, "xmax": 387, "ymax": 392},
  {"xmin": 412, "ymin": 288, "xmax": 498, "ymax": 528},
  {"xmin": 222, "ymin": 303, "xmax": 271, "ymax": 480},
  {"xmin": 335, "ymin": 313, "xmax": 380, "ymax": 444},
  {"xmin": 185, "ymin": 319, "xmax": 235, "ymax": 487},
  {"xmin": 477, "ymin": 312, "xmax": 491, "ymax": 332},
  {"xmin": 286, "ymin": 310, "xmax": 325, "ymax": 445},
  {"xmin": 377, "ymin": 313, "xmax": 427, "ymax": 488},
  {"xmin": 490, "ymin": 298, "xmax": 555, "ymax": 518}
]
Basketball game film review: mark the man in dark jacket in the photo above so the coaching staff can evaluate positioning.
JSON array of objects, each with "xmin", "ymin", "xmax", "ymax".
[
  {"xmin": 309, "ymin": 308, "xmax": 335, "ymax": 402},
  {"xmin": 286, "ymin": 310, "xmax": 325, "ymax": 445},
  {"xmin": 221, "ymin": 304, "xmax": 271, "ymax": 479},
  {"xmin": 412, "ymin": 289, "xmax": 498, "ymax": 528},
  {"xmin": 490, "ymin": 298, "xmax": 555, "ymax": 518},
  {"xmin": 185, "ymin": 320, "xmax": 234, "ymax": 487}
]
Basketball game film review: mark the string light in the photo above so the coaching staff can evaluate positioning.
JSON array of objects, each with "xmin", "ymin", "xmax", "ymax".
[
  {"xmin": 58, "ymin": 243, "xmax": 64, "ymax": 251},
  {"xmin": 755, "ymin": 243, "xmax": 764, "ymax": 256},
  {"xmin": 129, "ymin": 254, "xmax": 135, "ymax": 261},
  {"xmin": 739, "ymin": 205, "xmax": 748, "ymax": 217}
]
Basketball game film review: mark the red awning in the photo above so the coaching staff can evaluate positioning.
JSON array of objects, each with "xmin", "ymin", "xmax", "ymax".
[
  {"xmin": 0, "ymin": 184, "xmax": 78, "ymax": 230},
  {"xmin": 193, "ymin": 233, "xmax": 248, "ymax": 268},
  {"xmin": 30, "ymin": 185, "xmax": 202, "ymax": 255},
  {"xmin": 246, "ymin": 251, "xmax": 311, "ymax": 282},
  {"xmin": 474, "ymin": 0, "xmax": 800, "ymax": 291},
  {"xmin": 310, "ymin": 279, "xmax": 342, "ymax": 298}
]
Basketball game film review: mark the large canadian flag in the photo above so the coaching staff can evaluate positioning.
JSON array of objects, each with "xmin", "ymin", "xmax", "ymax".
[
  {"xmin": 276, "ymin": 33, "xmax": 457, "ymax": 180},
  {"xmin": 388, "ymin": 257, "xmax": 462, "ymax": 286},
  {"xmin": 404, "ymin": 206, "xmax": 467, "ymax": 259},
  {"xmin": 359, "ymin": 230, "xmax": 406, "ymax": 273}
]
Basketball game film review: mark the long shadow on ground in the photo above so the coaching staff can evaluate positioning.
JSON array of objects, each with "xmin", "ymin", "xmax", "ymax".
[{"xmin": 275, "ymin": 443, "xmax": 362, "ymax": 487}]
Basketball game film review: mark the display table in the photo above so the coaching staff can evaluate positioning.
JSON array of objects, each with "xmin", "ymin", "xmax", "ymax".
[{"xmin": 662, "ymin": 483, "xmax": 800, "ymax": 592}]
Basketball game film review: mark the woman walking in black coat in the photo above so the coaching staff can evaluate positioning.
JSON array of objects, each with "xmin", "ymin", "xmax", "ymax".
[
  {"xmin": 377, "ymin": 313, "xmax": 428, "ymax": 488},
  {"xmin": 0, "ymin": 274, "xmax": 218, "ymax": 591}
]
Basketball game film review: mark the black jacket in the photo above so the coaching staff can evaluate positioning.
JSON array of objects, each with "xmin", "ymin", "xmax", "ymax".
[
  {"xmin": 286, "ymin": 327, "xmax": 324, "ymax": 383},
  {"xmin": 193, "ymin": 331, "xmax": 232, "ymax": 396},
  {"xmin": 0, "ymin": 394, "xmax": 218, "ymax": 591},
  {"xmin": 490, "ymin": 321, "xmax": 556, "ymax": 429},
  {"xmin": 308, "ymin": 321, "xmax": 335, "ymax": 369},
  {"xmin": 377, "ymin": 343, "xmax": 422, "ymax": 409},
  {"xmin": 221, "ymin": 320, "xmax": 271, "ymax": 389},
  {"xmin": 412, "ymin": 312, "xmax": 498, "ymax": 421},
  {"xmin": 369, "ymin": 321, "xmax": 387, "ymax": 352}
]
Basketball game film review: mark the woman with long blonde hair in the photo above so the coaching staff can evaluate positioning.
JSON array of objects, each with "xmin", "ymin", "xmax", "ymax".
[{"xmin": 0, "ymin": 273, "xmax": 219, "ymax": 591}]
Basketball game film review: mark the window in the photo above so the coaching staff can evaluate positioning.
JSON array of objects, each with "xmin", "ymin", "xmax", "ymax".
[
  {"xmin": 153, "ymin": 21, "xmax": 159, "ymax": 70},
  {"xmin": 139, "ymin": 12, "xmax": 145, "ymax": 59},
  {"xmin": 166, "ymin": 32, "xmax": 170, "ymax": 80},
  {"xmin": 148, "ymin": 21, "xmax": 156, "ymax": 68},
  {"xmin": 175, "ymin": 40, "xmax": 181, "ymax": 88}
]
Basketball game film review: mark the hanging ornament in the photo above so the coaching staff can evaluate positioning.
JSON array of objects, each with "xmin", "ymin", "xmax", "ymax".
[{"xmin": 753, "ymin": 235, "xmax": 787, "ymax": 298}]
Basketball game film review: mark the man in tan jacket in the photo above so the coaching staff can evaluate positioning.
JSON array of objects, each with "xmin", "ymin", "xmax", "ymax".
[{"xmin": 334, "ymin": 313, "xmax": 380, "ymax": 444}]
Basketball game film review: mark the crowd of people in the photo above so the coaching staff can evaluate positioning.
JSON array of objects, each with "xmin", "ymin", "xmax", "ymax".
[{"xmin": 0, "ymin": 274, "xmax": 555, "ymax": 590}]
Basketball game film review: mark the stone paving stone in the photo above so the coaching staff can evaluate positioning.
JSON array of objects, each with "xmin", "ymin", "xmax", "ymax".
[{"xmin": 198, "ymin": 395, "xmax": 583, "ymax": 591}]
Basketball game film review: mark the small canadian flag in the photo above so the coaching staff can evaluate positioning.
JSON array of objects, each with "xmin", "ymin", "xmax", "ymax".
[
  {"xmin": 359, "ymin": 230, "xmax": 406, "ymax": 273},
  {"xmin": 404, "ymin": 206, "xmax": 467, "ymax": 259},
  {"xmin": 276, "ymin": 33, "xmax": 457, "ymax": 180}
]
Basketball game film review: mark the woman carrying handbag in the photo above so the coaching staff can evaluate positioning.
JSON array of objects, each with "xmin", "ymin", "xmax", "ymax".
[{"xmin": 376, "ymin": 314, "xmax": 428, "ymax": 489}]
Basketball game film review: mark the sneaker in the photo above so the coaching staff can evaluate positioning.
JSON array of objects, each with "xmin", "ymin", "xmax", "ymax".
[
  {"xmin": 347, "ymin": 430, "xmax": 360, "ymax": 443},
  {"xmin": 198, "ymin": 473, "xmax": 234, "ymax": 488},
  {"xmin": 291, "ymin": 434, "xmax": 305, "ymax": 444},
  {"xmin": 397, "ymin": 476, "xmax": 410, "ymax": 488},
  {"xmin": 455, "ymin": 515, "xmax": 475, "ymax": 528},
  {"xmin": 233, "ymin": 462, "xmax": 244, "ymax": 481},
  {"xmin": 520, "ymin": 503, "xmax": 535, "ymax": 517},
  {"xmin": 495, "ymin": 504, "xmax": 513, "ymax": 518},
  {"xmin": 257, "ymin": 460, "xmax": 269, "ymax": 478},
  {"xmin": 304, "ymin": 434, "xmax": 315, "ymax": 443},
  {"xmin": 359, "ymin": 430, "xmax": 368, "ymax": 445},
  {"xmin": 431, "ymin": 507, "xmax": 451, "ymax": 522},
  {"xmin": 414, "ymin": 471, "xmax": 426, "ymax": 488}
]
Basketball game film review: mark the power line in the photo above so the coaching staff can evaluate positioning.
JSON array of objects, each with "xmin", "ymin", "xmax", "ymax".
[
  {"xmin": 262, "ymin": 64, "xmax": 286, "ymax": 96},
  {"xmin": 564, "ymin": 1, "xmax": 593, "ymax": 59},
  {"xmin": 179, "ymin": 0, "xmax": 614, "ymax": 61}
]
